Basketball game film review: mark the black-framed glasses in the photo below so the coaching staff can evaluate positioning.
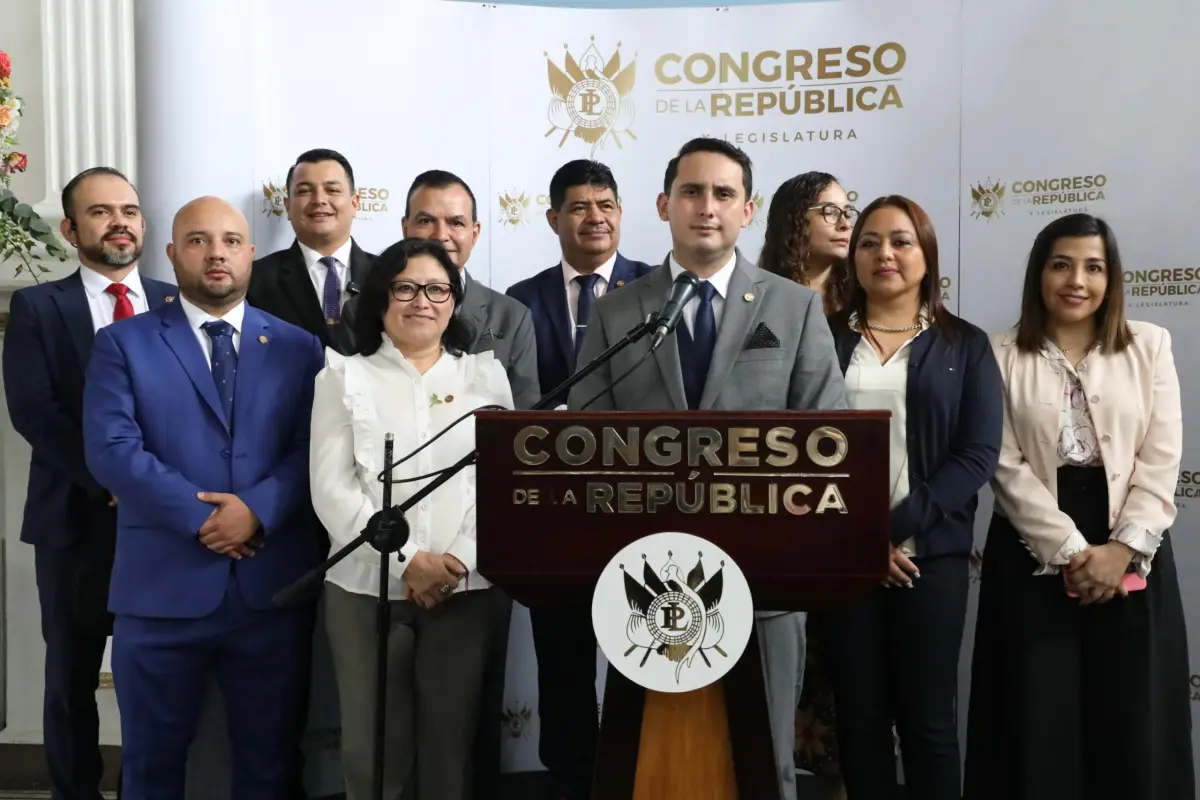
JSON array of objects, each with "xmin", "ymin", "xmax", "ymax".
[
  {"xmin": 390, "ymin": 281, "xmax": 454, "ymax": 303},
  {"xmin": 810, "ymin": 204, "xmax": 859, "ymax": 224}
]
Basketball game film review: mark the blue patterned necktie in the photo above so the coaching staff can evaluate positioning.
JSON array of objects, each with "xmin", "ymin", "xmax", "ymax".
[
  {"xmin": 573, "ymin": 273, "xmax": 601, "ymax": 358},
  {"xmin": 319, "ymin": 256, "xmax": 341, "ymax": 325},
  {"xmin": 202, "ymin": 320, "xmax": 238, "ymax": 426}
]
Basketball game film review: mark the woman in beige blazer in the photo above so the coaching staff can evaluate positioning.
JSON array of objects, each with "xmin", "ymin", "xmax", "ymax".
[{"xmin": 964, "ymin": 213, "xmax": 1193, "ymax": 800}]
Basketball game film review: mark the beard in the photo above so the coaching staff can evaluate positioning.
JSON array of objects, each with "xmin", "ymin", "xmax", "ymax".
[{"xmin": 78, "ymin": 233, "xmax": 142, "ymax": 267}]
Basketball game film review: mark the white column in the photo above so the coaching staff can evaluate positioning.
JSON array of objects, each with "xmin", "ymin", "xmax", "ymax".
[{"xmin": 133, "ymin": 0, "xmax": 256, "ymax": 283}]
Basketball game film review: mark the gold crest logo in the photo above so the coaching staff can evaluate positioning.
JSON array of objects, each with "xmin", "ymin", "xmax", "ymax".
[
  {"xmin": 545, "ymin": 37, "xmax": 637, "ymax": 156},
  {"xmin": 748, "ymin": 192, "xmax": 768, "ymax": 227},
  {"xmin": 498, "ymin": 190, "xmax": 532, "ymax": 228},
  {"xmin": 970, "ymin": 178, "xmax": 1006, "ymax": 221},
  {"xmin": 500, "ymin": 704, "xmax": 533, "ymax": 738},
  {"xmin": 261, "ymin": 179, "xmax": 286, "ymax": 218}
]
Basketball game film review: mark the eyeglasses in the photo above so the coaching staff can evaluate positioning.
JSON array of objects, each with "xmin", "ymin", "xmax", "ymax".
[
  {"xmin": 810, "ymin": 204, "xmax": 859, "ymax": 224},
  {"xmin": 390, "ymin": 281, "xmax": 454, "ymax": 303}
]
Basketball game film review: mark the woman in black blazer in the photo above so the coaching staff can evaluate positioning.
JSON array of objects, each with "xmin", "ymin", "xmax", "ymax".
[{"xmin": 818, "ymin": 195, "xmax": 1003, "ymax": 799}]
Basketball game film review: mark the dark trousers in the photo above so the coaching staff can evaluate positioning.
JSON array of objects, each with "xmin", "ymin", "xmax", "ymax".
[
  {"xmin": 284, "ymin": 599, "xmax": 319, "ymax": 799},
  {"xmin": 113, "ymin": 574, "xmax": 310, "ymax": 800},
  {"xmin": 820, "ymin": 554, "xmax": 969, "ymax": 800},
  {"xmin": 529, "ymin": 606, "xmax": 599, "ymax": 800},
  {"xmin": 472, "ymin": 594, "xmax": 513, "ymax": 800},
  {"xmin": 35, "ymin": 542, "xmax": 111, "ymax": 800}
]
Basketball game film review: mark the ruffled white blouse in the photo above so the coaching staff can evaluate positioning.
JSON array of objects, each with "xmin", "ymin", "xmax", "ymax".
[{"xmin": 309, "ymin": 337, "xmax": 514, "ymax": 600}]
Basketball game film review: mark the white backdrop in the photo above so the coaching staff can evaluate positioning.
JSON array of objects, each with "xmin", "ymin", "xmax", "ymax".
[{"xmin": 155, "ymin": 0, "xmax": 1200, "ymax": 792}]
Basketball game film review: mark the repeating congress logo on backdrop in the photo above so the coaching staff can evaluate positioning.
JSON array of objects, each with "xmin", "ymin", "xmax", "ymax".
[
  {"xmin": 1124, "ymin": 266, "xmax": 1200, "ymax": 310},
  {"xmin": 968, "ymin": 173, "xmax": 1107, "ymax": 221},
  {"xmin": 653, "ymin": 43, "xmax": 906, "ymax": 147},
  {"xmin": 497, "ymin": 189, "xmax": 552, "ymax": 229},
  {"xmin": 501, "ymin": 704, "xmax": 533, "ymax": 738},
  {"xmin": 261, "ymin": 179, "xmax": 286, "ymax": 217},
  {"xmin": 1176, "ymin": 467, "xmax": 1200, "ymax": 509},
  {"xmin": 546, "ymin": 37, "xmax": 637, "ymax": 158},
  {"xmin": 355, "ymin": 186, "xmax": 391, "ymax": 222},
  {"xmin": 593, "ymin": 531, "xmax": 753, "ymax": 694},
  {"xmin": 1190, "ymin": 673, "xmax": 1200, "ymax": 702}
]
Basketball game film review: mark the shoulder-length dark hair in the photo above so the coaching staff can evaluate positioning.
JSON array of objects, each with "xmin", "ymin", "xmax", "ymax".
[
  {"xmin": 833, "ymin": 194, "xmax": 966, "ymax": 343},
  {"xmin": 352, "ymin": 238, "xmax": 473, "ymax": 357},
  {"xmin": 1014, "ymin": 213, "xmax": 1132, "ymax": 354},
  {"xmin": 757, "ymin": 171, "xmax": 848, "ymax": 314}
]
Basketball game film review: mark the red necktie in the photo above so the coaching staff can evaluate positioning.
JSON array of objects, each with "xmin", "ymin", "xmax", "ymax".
[{"xmin": 105, "ymin": 283, "xmax": 134, "ymax": 323}]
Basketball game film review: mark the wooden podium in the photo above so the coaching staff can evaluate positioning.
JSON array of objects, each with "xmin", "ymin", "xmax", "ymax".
[{"xmin": 475, "ymin": 410, "xmax": 891, "ymax": 800}]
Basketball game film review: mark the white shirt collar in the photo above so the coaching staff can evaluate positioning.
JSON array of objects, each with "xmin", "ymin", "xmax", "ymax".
[
  {"xmin": 79, "ymin": 264, "xmax": 146, "ymax": 299},
  {"xmin": 667, "ymin": 250, "xmax": 737, "ymax": 299},
  {"xmin": 297, "ymin": 238, "xmax": 353, "ymax": 271},
  {"xmin": 561, "ymin": 252, "xmax": 618, "ymax": 290},
  {"xmin": 177, "ymin": 293, "xmax": 246, "ymax": 334}
]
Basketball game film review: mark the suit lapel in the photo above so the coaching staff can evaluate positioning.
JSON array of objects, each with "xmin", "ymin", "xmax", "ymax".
[
  {"xmin": 539, "ymin": 266, "xmax": 574, "ymax": 369},
  {"xmin": 638, "ymin": 262, "xmax": 687, "ymax": 410},
  {"xmin": 610, "ymin": 253, "xmax": 637, "ymax": 291},
  {"xmin": 233, "ymin": 308, "xmax": 270, "ymax": 433},
  {"xmin": 143, "ymin": 279, "xmax": 176, "ymax": 311},
  {"xmin": 700, "ymin": 257, "xmax": 763, "ymax": 409},
  {"xmin": 461, "ymin": 274, "xmax": 490, "ymax": 342},
  {"xmin": 159, "ymin": 301, "xmax": 228, "ymax": 430},
  {"xmin": 51, "ymin": 270, "xmax": 96, "ymax": 369},
  {"xmin": 348, "ymin": 240, "xmax": 372, "ymax": 290},
  {"xmin": 278, "ymin": 241, "xmax": 327, "ymax": 338}
]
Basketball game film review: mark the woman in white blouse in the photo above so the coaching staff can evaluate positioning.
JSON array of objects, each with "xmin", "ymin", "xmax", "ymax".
[
  {"xmin": 309, "ymin": 238, "xmax": 513, "ymax": 800},
  {"xmin": 823, "ymin": 196, "xmax": 1003, "ymax": 800},
  {"xmin": 964, "ymin": 214, "xmax": 1193, "ymax": 799}
]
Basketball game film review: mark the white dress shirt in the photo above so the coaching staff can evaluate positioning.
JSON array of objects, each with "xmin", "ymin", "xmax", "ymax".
[
  {"xmin": 309, "ymin": 339, "xmax": 515, "ymax": 600},
  {"xmin": 562, "ymin": 253, "xmax": 617, "ymax": 343},
  {"xmin": 298, "ymin": 238, "xmax": 353, "ymax": 310},
  {"xmin": 667, "ymin": 251, "xmax": 736, "ymax": 335},
  {"xmin": 78, "ymin": 264, "xmax": 149, "ymax": 332},
  {"xmin": 177, "ymin": 294, "xmax": 245, "ymax": 365}
]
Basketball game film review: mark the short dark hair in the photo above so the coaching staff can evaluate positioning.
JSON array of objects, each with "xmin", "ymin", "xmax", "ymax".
[
  {"xmin": 286, "ymin": 149, "xmax": 356, "ymax": 193},
  {"xmin": 836, "ymin": 194, "xmax": 966, "ymax": 343},
  {"xmin": 549, "ymin": 160, "xmax": 619, "ymax": 211},
  {"xmin": 61, "ymin": 167, "xmax": 138, "ymax": 221},
  {"xmin": 663, "ymin": 137, "xmax": 753, "ymax": 198},
  {"xmin": 352, "ymin": 238, "xmax": 473, "ymax": 357},
  {"xmin": 404, "ymin": 170, "xmax": 478, "ymax": 223},
  {"xmin": 1015, "ymin": 213, "xmax": 1132, "ymax": 354}
]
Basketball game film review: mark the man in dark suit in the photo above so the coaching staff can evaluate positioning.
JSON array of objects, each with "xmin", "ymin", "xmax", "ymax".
[
  {"xmin": 247, "ymin": 148, "xmax": 375, "ymax": 356},
  {"xmin": 568, "ymin": 138, "xmax": 848, "ymax": 800},
  {"xmin": 504, "ymin": 159, "xmax": 652, "ymax": 800},
  {"xmin": 402, "ymin": 170, "xmax": 539, "ymax": 800},
  {"xmin": 3, "ymin": 167, "xmax": 176, "ymax": 800},
  {"xmin": 83, "ymin": 196, "xmax": 324, "ymax": 799}
]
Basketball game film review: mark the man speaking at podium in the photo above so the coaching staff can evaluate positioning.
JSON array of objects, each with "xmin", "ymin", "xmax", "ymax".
[{"xmin": 568, "ymin": 137, "xmax": 848, "ymax": 800}]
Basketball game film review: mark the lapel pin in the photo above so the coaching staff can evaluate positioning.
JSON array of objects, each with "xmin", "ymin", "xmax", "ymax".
[
  {"xmin": 165, "ymin": 296, "xmax": 175, "ymax": 303},
  {"xmin": 258, "ymin": 335, "xmax": 268, "ymax": 344},
  {"xmin": 743, "ymin": 292, "xmax": 755, "ymax": 302},
  {"xmin": 615, "ymin": 280, "xmax": 625, "ymax": 288}
]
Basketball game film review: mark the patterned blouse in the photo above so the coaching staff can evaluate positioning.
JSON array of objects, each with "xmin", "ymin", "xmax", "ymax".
[{"xmin": 1036, "ymin": 342, "xmax": 1155, "ymax": 577}]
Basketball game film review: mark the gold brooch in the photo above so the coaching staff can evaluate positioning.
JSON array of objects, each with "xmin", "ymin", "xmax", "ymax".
[
  {"xmin": 258, "ymin": 335, "xmax": 268, "ymax": 343},
  {"xmin": 430, "ymin": 393, "xmax": 455, "ymax": 406}
]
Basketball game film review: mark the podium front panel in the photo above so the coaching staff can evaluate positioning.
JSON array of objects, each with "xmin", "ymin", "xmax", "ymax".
[{"xmin": 474, "ymin": 410, "xmax": 891, "ymax": 610}]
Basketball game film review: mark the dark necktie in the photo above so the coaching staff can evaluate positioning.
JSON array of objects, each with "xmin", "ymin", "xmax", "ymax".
[
  {"xmin": 319, "ymin": 256, "xmax": 341, "ymax": 325},
  {"xmin": 574, "ymin": 273, "xmax": 602, "ymax": 358},
  {"xmin": 202, "ymin": 320, "xmax": 238, "ymax": 426},
  {"xmin": 677, "ymin": 280, "xmax": 717, "ymax": 410}
]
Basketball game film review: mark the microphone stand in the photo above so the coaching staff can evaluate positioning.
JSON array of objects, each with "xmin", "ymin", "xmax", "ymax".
[{"xmin": 272, "ymin": 313, "xmax": 659, "ymax": 800}]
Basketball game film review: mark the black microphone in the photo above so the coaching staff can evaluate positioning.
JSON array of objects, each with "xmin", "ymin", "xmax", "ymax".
[
  {"xmin": 648, "ymin": 270, "xmax": 701, "ymax": 351},
  {"xmin": 346, "ymin": 281, "xmax": 360, "ymax": 297}
]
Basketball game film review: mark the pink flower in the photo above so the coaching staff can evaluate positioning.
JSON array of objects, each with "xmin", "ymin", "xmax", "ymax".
[
  {"xmin": 5, "ymin": 152, "xmax": 27, "ymax": 172},
  {"xmin": 0, "ymin": 52, "xmax": 10, "ymax": 81}
]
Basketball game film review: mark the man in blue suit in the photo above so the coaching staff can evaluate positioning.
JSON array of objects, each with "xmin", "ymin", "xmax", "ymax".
[
  {"xmin": 505, "ymin": 159, "xmax": 653, "ymax": 800},
  {"xmin": 82, "ymin": 196, "xmax": 324, "ymax": 799},
  {"xmin": 3, "ymin": 167, "xmax": 175, "ymax": 800}
]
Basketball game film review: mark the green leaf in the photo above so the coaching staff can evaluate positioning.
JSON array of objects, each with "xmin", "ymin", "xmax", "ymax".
[
  {"xmin": 13, "ymin": 203, "xmax": 33, "ymax": 220},
  {"xmin": 27, "ymin": 217, "xmax": 50, "ymax": 234}
]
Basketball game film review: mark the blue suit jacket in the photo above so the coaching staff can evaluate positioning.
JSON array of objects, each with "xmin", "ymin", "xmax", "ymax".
[
  {"xmin": 505, "ymin": 252, "xmax": 654, "ymax": 406},
  {"xmin": 3, "ymin": 270, "xmax": 176, "ymax": 548},
  {"xmin": 82, "ymin": 299, "xmax": 325, "ymax": 619}
]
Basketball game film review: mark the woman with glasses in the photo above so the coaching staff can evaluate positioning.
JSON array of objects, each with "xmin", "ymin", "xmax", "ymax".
[
  {"xmin": 821, "ymin": 195, "xmax": 1002, "ymax": 799},
  {"xmin": 757, "ymin": 171, "xmax": 857, "ymax": 800},
  {"xmin": 309, "ymin": 238, "xmax": 514, "ymax": 799},
  {"xmin": 758, "ymin": 171, "xmax": 857, "ymax": 315}
]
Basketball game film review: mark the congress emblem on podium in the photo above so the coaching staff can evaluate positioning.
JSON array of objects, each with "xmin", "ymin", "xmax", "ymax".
[
  {"xmin": 545, "ymin": 36, "xmax": 637, "ymax": 157},
  {"xmin": 593, "ymin": 532, "xmax": 753, "ymax": 693}
]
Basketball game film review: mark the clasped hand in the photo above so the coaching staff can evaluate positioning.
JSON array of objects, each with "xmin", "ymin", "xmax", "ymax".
[
  {"xmin": 404, "ymin": 552, "xmax": 468, "ymax": 610},
  {"xmin": 1064, "ymin": 541, "xmax": 1135, "ymax": 605},
  {"xmin": 883, "ymin": 545, "xmax": 920, "ymax": 588},
  {"xmin": 196, "ymin": 492, "xmax": 262, "ymax": 559}
]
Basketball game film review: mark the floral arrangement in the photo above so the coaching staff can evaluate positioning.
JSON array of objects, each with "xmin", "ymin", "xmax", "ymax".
[{"xmin": 0, "ymin": 49, "xmax": 69, "ymax": 281}]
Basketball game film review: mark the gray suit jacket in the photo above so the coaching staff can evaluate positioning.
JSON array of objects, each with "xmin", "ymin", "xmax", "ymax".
[
  {"xmin": 461, "ymin": 274, "xmax": 541, "ymax": 409},
  {"xmin": 567, "ymin": 254, "xmax": 847, "ymax": 414}
]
